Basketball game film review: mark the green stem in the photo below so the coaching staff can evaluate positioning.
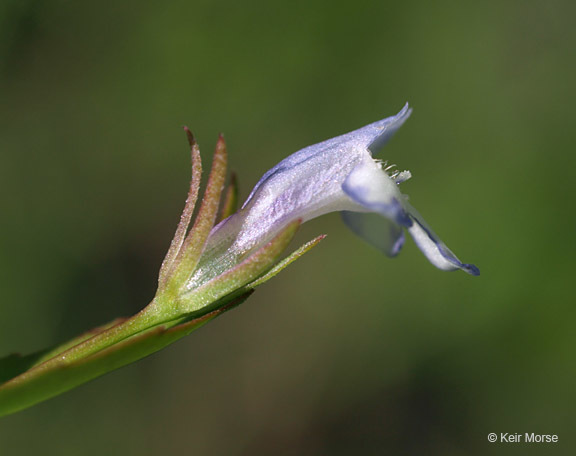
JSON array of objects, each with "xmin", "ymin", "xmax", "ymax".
[
  {"xmin": 0, "ymin": 291, "xmax": 252, "ymax": 417},
  {"xmin": 53, "ymin": 304, "xmax": 164, "ymax": 364}
]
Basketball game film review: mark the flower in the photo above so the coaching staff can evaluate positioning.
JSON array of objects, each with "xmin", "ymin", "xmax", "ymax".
[
  {"xmin": 0, "ymin": 105, "xmax": 480, "ymax": 415},
  {"xmin": 186, "ymin": 103, "xmax": 478, "ymax": 290}
]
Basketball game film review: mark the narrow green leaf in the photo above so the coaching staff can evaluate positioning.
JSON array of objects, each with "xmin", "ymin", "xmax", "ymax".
[
  {"xmin": 30, "ymin": 318, "xmax": 127, "ymax": 368},
  {"xmin": 0, "ymin": 352, "xmax": 49, "ymax": 385},
  {"xmin": 0, "ymin": 318, "xmax": 126, "ymax": 384}
]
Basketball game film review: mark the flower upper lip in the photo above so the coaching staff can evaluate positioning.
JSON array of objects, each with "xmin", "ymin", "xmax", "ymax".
[{"xmin": 243, "ymin": 104, "xmax": 414, "ymax": 207}]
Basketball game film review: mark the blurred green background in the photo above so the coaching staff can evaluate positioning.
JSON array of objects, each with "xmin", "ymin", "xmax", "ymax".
[{"xmin": 1, "ymin": 0, "xmax": 575, "ymax": 454}]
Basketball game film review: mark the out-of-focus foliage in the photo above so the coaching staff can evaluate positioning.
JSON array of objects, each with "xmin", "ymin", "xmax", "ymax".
[{"xmin": 1, "ymin": 0, "xmax": 575, "ymax": 454}]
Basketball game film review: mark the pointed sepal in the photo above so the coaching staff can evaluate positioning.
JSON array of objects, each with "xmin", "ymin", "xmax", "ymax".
[
  {"xmin": 244, "ymin": 234, "xmax": 326, "ymax": 289},
  {"xmin": 182, "ymin": 219, "xmax": 302, "ymax": 313},
  {"xmin": 164, "ymin": 134, "xmax": 228, "ymax": 293},
  {"xmin": 217, "ymin": 172, "xmax": 239, "ymax": 223},
  {"xmin": 158, "ymin": 128, "xmax": 202, "ymax": 289}
]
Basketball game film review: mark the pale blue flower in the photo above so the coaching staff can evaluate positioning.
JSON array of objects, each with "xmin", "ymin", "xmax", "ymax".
[{"xmin": 188, "ymin": 103, "xmax": 478, "ymax": 289}]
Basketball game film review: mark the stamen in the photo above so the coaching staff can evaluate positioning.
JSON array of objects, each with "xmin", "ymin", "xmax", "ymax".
[
  {"xmin": 375, "ymin": 159, "xmax": 410, "ymax": 184},
  {"xmin": 392, "ymin": 170, "xmax": 412, "ymax": 184}
]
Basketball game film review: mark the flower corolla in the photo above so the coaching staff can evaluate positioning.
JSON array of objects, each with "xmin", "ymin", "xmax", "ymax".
[{"xmin": 188, "ymin": 103, "xmax": 479, "ymax": 289}]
